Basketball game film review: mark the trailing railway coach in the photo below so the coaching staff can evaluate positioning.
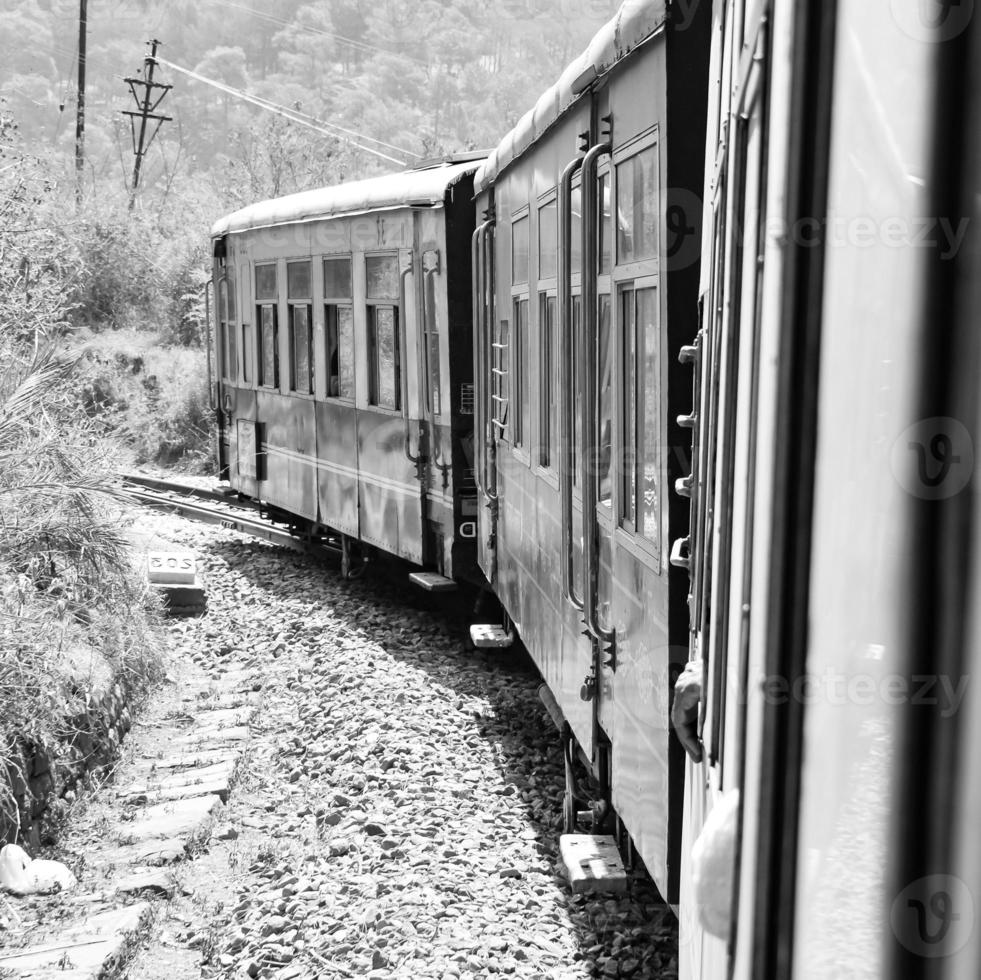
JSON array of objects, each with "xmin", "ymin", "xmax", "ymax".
[
  {"xmin": 470, "ymin": 0, "xmax": 710, "ymax": 907},
  {"xmin": 210, "ymin": 159, "xmax": 482, "ymax": 583}
]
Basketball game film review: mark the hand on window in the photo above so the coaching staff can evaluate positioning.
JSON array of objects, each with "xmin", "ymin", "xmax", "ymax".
[{"xmin": 671, "ymin": 658, "xmax": 704, "ymax": 763}]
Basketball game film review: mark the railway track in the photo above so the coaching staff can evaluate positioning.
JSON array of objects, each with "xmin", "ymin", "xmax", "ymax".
[{"xmin": 117, "ymin": 472, "xmax": 344, "ymax": 562}]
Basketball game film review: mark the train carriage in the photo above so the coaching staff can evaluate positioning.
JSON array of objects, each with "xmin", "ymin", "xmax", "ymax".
[
  {"xmin": 676, "ymin": 0, "xmax": 981, "ymax": 978},
  {"xmin": 210, "ymin": 160, "xmax": 482, "ymax": 583},
  {"xmin": 471, "ymin": 0, "xmax": 711, "ymax": 904}
]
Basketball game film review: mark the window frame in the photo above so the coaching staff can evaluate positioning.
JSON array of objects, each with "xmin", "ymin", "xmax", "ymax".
[
  {"xmin": 254, "ymin": 261, "xmax": 279, "ymax": 390},
  {"xmin": 365, "ymin": 251, "xmax": 402, "ymax": 414},
  {"xmin": 323, "ymin": 254, "xmax": 355, "ymax": 402},
  {"xmin": 509, "ymin": 207, "xmax": 531, "ymax": 460},
  {"xmin": 286, "ymin": 259, "xmax": 313, "ymax": 397}
]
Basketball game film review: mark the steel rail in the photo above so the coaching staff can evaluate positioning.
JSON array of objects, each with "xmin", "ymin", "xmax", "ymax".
[{"xmin": 117, "ymin": 476, "xmax": 342, "ymax": 559}]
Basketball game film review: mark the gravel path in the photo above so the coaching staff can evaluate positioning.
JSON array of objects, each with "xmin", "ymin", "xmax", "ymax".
[{"xmin": 124, "ymin": 510, "xmax": 678, "ymax": 979}]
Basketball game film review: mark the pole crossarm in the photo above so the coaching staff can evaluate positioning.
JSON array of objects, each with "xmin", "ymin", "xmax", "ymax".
[{"xmin": 122, "ymin": 39, "xmax": 170, "ymax": 207}]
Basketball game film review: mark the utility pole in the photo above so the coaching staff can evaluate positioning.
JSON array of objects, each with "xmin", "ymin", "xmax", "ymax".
[
  {"xmin": 74, "ymin": 0, "xmax": 87, "ymax": 204},
  {"xmin": 122, "ymin": 39, "xmax": 172, "ymax": 209}
]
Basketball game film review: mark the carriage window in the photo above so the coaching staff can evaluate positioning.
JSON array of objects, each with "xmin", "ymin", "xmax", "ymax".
[
  {"xmin": 617, "ymin": 145, "xmax": 658, "ymax": 264},
  {"xmin": 598, "ymin": 294, "xmax": 612, "ymax": 506},
  {"xmin": 572, "ymin": 294, "xmax": 582, "ymax": 486},
  {"xmin": 255, "ymin": 263, "xmax": 277, "ymax": 301},
  {"xmin": 513, "ymin": 297, "xmax": 529, "ymax": 448},
  {"xmin": 368, "ymin": 307, "xmax": 400, "ymax": 410},
  {"xmin": 366, "ymin": 254, "xmax": 400, "ymax": 410},
  {"xmin": 512, "ymin": 216, "xmax": 529, "ymax": 285},
  {"xmin": 219, "ymin": 277, "xmax": 233, "ymax": 381},
  {"xmin": 287, "ymin": 260, "xmax": 312, "ymax": 394},
  {"xmin": 326, "ymin": 308, "xmax": 355, "ymax": 400},
  {"xmin": 538, "ymin": 200, "xmax": 557, "ymax": 280},
  {"xmin": 255, "ymin": 263, "xmax": 278, "ymax": 388},
  {"xmin": 366, "ymin": 255, "xmax": 398, "ymax": 298},
  {"xmin": 571, "ymin": 185, "xmax": 583, "ymax": 275},
  {"xmin": 240, "ymin": 324, "xmax": 250, "ymax": 384},
  {"xmin": 324, "ymin": 257, "xmax": 354, "ymax": 399},
  {"xmin": 423, "ymin": 255, "xmax": 441, "ymax": 416},
  {"xmin": 599, "ymin": 173, "xmax": 612, "ymax": 275},
  {"xmin": 492, "ymin": 318, "xmax": 509, "ymax": 438},
  {"xmin": 620, "ymin": 284, "xmax": 660, "ymax": 548},
  {"xmin": 539, "ymin": 293, "xmax": 556, "ymax": 467},
  {"xmin": 324, "ymin": 256, "xmax": 352, "ymax": 297}
]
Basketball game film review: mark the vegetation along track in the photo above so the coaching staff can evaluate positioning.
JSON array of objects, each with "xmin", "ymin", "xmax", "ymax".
[{"xmin": 113, "ymin": 489, "xmax": 678, "ymax": 978}]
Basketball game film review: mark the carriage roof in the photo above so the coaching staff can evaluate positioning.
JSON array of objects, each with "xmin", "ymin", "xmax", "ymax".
[
  {"xmin": 473, "ymin": 0, "xmax": 666, "ymax": 194},
  {"xmin": 211, "ymin": 160, "xmax": 480, "ymax": 237}
]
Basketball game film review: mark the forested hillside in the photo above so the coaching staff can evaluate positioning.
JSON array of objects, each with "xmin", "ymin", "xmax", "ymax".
[
  {"xmin": 1, "ymin": 0, "xmax": 619, "ymax": 209},
  {"xmin": 0, "ymin": 0, "xmax": 620, "ymax": 473}
]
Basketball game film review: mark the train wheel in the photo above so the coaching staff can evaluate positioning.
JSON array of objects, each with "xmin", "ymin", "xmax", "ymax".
[{"xmin": 562, "ymin": 731, "xmax": 582, "ymax": 834}]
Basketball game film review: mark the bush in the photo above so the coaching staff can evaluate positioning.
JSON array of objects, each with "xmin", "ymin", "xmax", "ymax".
[
  {"xmin": 75, "ymin": 329, "xmax": 216, "ymax": 472},
  {"xmin": 67, "ymin": 199, "xmax": 212, "ymax": 345},
  {"xmin": 0, "ymin": 346, "xmax": 165, "ymax": 836}
]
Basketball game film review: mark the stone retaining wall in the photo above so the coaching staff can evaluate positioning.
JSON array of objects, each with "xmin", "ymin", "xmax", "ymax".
[{"xmin": 1, "ymin": 665, "xmax": 135, "ymax": 851}]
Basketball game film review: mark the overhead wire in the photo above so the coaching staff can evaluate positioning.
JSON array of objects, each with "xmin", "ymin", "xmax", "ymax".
[{"xmin": 155, "ymin": 56, "xmax": 418, "ymax": 166}]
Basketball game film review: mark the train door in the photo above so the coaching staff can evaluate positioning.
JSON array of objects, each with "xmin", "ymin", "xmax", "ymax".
[
  {"xmin": 356, "ymin": 244, "xmax": 426, "ymax": 564},
  {"xmin": 678, "ymin": 0, "xmax": 776, "ymax": 974}
]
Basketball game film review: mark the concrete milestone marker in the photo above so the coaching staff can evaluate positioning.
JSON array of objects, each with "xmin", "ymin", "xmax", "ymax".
[
  {"xmin": 144, "ymin": 551, "xmax": 206, "ymax": 616},
  {"xmin": 146, "ymin": 551, "xmax": 197, "ymax": 584}
]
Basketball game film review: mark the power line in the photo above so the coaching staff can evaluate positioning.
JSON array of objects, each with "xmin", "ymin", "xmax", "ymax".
[
  {"xmin": 203, "ymin": 0, "xmax": 431, "ymax": 68},
  {"xmin": 155, "ymin": 56, "xmax": 416, "ymax": 166}
]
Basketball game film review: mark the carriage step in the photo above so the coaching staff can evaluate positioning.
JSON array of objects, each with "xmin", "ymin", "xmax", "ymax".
[
  {"xmin": 409, "ymin": 571, "xmax": 458, "ymax": 592},
  {"xmin": 469, "ymin": 624, "xmax": 514, "ymax": 648},
  {"xmin": 560, "ymin": 834, "xmax": 628, "ymax": 894}
]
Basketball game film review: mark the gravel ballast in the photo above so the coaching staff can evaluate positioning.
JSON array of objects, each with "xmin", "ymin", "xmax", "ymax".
[{"xmin": 121, "ymin": 508, "xmax": 678, "ymax": 979}]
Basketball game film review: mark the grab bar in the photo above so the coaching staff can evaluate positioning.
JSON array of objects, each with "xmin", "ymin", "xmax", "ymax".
[{"xmin": 580, "ymin": 141, "xmax": 614, "ymax": 644}]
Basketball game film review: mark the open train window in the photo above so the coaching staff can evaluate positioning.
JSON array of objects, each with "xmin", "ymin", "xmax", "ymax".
[
  {"xmin": 618, "ymin": 282, "xmax": 660, "ymax": 556},
  {"xmin": 512, "ymin": 215, "xmax": 529, "ymax": 285},
  {"xmin": 255, "ymin": 263, "xmax": 278, "ymax": 388},
  {"xmin": 287, "ymin": 260, "xmax": 312, "ymax": 395},
  {"xmin": 366, "ymin": 254, "xmax": 400, "ymax": 411},
  {"xmin": 616, "ymin": 145, "xmax": 658, "ymax": 264},
  {"xmin": 512, "ymin": 297, "xmax": 529, "ymax": 449},
  {"xmin": 240, "ymin": 323, "xmax": 250, "ymax": 384},
  {"xmin": 598, "ymin": 172, "xmax": 612, "ymax": 275},
  {"xmin": 491, "ymin": 316, "xmax": 509, "ymax": 439},
  {"xmin": 538, "ymin": 198, "xmax": 557, "ymax": 280},
  {"xmin": 538, "ymin": 292, "xmax": 557, "ymax": 468},
  {"xmin": 597, "ymin": 294, "xmax": 613, "ymax": 508},
  {"xmin": 324, "ymin": 256, "xmax": 354, "ymax": 400}
]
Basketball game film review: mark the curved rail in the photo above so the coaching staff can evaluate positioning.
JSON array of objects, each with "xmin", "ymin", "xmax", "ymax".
[{"xmin": 117, "ymin": 473, "xmax": 342, "ymax": 559}]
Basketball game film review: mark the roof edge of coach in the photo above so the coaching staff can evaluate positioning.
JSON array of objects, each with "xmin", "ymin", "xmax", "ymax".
[
  {"xmin": 211, "ymin": 157, "xmax": 485, "ymax": 239},
  {"xmin": 473, "ymin": 0, "xmax": 667, "ymax": 195}
]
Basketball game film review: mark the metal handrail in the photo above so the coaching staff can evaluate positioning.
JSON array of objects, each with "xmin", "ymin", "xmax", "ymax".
[
  {"xmin": 471, "ymin": 219, "xmax": 493, "ymax": 495},
  {"xmin": 580, "ymin": 141, "xmax": 614, "ymax": 644},
  {"xmin": 558, "ymin": 154, "xmax": 584, "ymax": 610}
]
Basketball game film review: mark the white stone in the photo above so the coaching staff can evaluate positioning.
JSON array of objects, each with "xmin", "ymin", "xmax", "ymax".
[{"xmin": 0, "ymin": 844, "xmax": 77, "ymax": 896}]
